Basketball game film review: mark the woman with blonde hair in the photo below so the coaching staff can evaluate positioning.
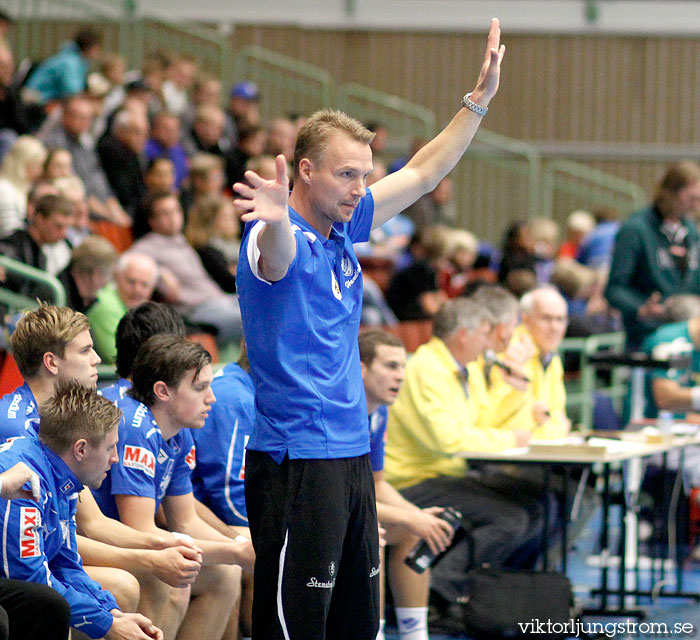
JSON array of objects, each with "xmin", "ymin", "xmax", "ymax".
[
  {"xmin": 0, "ymin": 135, "xmax": 47, "ymax": 235},
  {"xmin": 184, "ymin": 195, "xmax": 239, "ymax": 293}
]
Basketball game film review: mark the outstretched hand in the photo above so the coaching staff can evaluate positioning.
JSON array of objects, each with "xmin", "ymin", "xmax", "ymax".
[
  {"xmin": 233, "ymin": 154, "xmax": 290, "ymax": 226},
  {"xmin": 471, "ymin": 18, "xmax": 506, "ymax": 104}
]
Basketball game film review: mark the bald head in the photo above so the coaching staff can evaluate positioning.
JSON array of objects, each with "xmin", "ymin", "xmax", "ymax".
[
  {"xmin": 115, "ymin": 253, "xmax": 158, "ymax": 308},
  {"xmin": 520, "ymin": 287, "xmax": 568, "ymax": 354}
]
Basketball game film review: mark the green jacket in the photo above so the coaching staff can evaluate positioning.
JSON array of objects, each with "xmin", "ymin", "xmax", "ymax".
[{"xmin": 605, "ymin": 206, "xmax": 700, "ymax": 347}]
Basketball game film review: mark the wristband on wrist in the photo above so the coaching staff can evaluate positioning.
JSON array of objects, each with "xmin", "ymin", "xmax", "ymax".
[
  {"xmin": 691, "ymin": 386, "xmax": 700, "ymax": 412},
  {"xmin": 461, "ymin": 92, "xmax": 488, "ymax": 117}
]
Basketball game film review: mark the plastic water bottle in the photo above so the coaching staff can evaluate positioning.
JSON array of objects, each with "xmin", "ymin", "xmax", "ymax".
[{"xmin": 657, "ymin": 410, "xmax": 673, "ymax": 434}]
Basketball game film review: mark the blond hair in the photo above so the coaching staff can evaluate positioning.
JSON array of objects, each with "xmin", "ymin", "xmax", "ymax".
[
  {"xmin": 293, "ymin": 109, "xmax": 374, "ymax": 179},
  {"xmin": 38, "ymin": 379, "xmax": 121, "ymax": 452},
  {"xmin": 11, "ymin": 305, "xmax": 90, "ymax": 379},
  {"xmin": 0, "ymin": 136, "xmax": 47, "ymax": 194},
  {"xmin": 184, "ymin": 195, "xmax": 225, "ymax": 248}
]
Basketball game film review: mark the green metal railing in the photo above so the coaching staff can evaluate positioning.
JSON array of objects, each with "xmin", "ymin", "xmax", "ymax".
[
  {"xmin": 336, "ymin": 82, "xmax": 435, "ymax": 146},
  {"xmin": 541, "ymin": 159, "xmax": 648, "ymax": 222},
  {"xmin": 234, "ymin": 45, "xmax": 333, "ymax": 122},
  {"xmin": 560, "ymin": 332, "xmax": 627, "ymax": 430},
  {"xmin": 0, "ymin": 256, "xmax": 66, "ymax": 312}
]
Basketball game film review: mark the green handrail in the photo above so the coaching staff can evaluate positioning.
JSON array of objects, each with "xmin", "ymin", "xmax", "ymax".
[
  {"xmin": 0, "ymin": 255, "xmax": 66, "ymax": 310},
  {"xmin": 541, "ymin": 159, "xmax": 648, "ymax": 219},
  {"xmin": 560, "ymin": 331, "xmax": 627, "ymax": 429},
  {"xmin": 234, "ymin": 45, "xmax": 333, "ymax": 120},
  {"xmin": 336, "ymin": 82, "xmax": 436, "ymax": 140}
]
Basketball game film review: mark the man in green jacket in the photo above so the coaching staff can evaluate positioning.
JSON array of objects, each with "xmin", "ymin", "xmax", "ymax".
[{"xmin": 605, "ymin": 161, "xmax": 700, "ymax": 348}]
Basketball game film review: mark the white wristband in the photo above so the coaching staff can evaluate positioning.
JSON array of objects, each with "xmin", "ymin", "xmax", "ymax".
[
  {"xmin": 172, "ymin": 531, "xmax": 194, "ymax": 543},
  {"xmin": 691, "ymin": 386, "xmax": 700, "ymax": 412}
]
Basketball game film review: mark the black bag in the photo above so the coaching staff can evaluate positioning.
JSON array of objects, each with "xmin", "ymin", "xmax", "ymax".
[{"xmin": 462, "ymin": 566, "xmax": 573, "ymax": 639}]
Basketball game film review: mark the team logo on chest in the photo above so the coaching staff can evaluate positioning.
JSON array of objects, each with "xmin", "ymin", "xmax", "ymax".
[{"xmin": 341, "ymin": 256, "xmax": 354, "ymax": 277}]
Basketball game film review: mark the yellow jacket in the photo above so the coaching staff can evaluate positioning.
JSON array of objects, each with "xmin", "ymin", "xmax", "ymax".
[
  {"xmin": 484, "ymin": 325, "xmax": 569, "ymax": 438},
  {"xmin": 385, "ymin": 337, "xmax": 517, "ymax": 490}
]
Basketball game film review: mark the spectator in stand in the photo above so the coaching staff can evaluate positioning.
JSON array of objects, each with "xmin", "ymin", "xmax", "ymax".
[
  {"xmin": 145, "ymin": 110, "xmax": 188, "ymax": 188},
  {"xmin": 184, "ymin": 104, "xmax": 229, "ymax": 158},
  {"xmin": 180, "ymin": 153, "xmax": 225, "ymax": 215},
  {"xmin": 528, "ymin": 216, "xmax": 560, "ymax": 283},
  {"xmin": 227, "ymin": 81, "xmax": 260, "ymax": 134},
  {"xmin": 57, "ymin": 234, "xmax": 117, "ymax": 313},
  {"xmin": 0, "ymin": 135, "xmax": 46, "ymax": 235},
  {"xmin": 386, "ymin": 226, "xmax": 449, "ymax": 320},
  {"xmin": 24, "ymin": 27, "xmax": 102, "ymax": 104},
  {"xmin": 43, "ymin": 147, "xmax": 74, "ymax": 180},
  {"xmin": 0, "ymin": 43, "xmax": 39, "ymax": 139},
  {"xmin": 133, "ymin": 157, "xmax": 178, "ymax": 241},
  {"xmin": 265, "ymin": 117, "xmax": 296, "ymax": 164},
  {"xmin": 497, "ymin": 220, "xmax": 537, "ymax": 287},
  {"xmin": 184, "ymin": 195, "xmax": 239, "ymax": 292},
  {"xmin": 0, "ymin": 193, "xmax": 73, "ymax": 297},
  {"xmin": 225, "ymin": 125, "xmax": 266, "ymax": 189},
  {"xmin": 550, "ymin": 258, "xmax": 619, "ymax": 337},
  {"xmin": 366, "ymin": 122, "xmax": 389, "ymax": 158},
  {"xmin": 41, "ymin": 95, "xmax": 131, "ymax": 227},
  {"xmin": 558, "ymin": 209, "xmax": 595, "ymax": 259},
  {"xmin": 54, "ymin": 175, "xmax": 91, "ymax": 247},
  {"xmin": 388, "ymin": 136, "xmax": 429, "ymax": 174},
  {"xmin": 130, "ymin": 191, "xmax": 243, "ymax": 345},
  {"xmin": 182, "ymin": 73, "xmax": 236, "ymax": 148},
  {"xmin": 88, "ymin": 252, "xmax": 158, "ymax": 364},
  {"xmin": 606, "ymin": 161, "xmax": 700, "ymax": 348},
  {"xmin": 161, "ymin": 54, "xmax": 197, "ymax": 117},
  {"xmin": 438, "ymin": 228, "xmax": 479, "ymax": 298},
  {"xmin": 402, "ymin": 176, "xmax": 456, "ymax": 232},
  {"xmin": 576, "ymin": 205, "xmax": 620, "ymax": 271},
  {"xmin": 97, "ymin": 108, "xmax": 148, "ymax": 216}
]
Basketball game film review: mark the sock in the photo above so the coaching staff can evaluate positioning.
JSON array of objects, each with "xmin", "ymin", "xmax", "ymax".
[
  {"xmin": 376, "ymin": 618, "xmax": 385, "ymax": 640},
  {"xmin": 395, "ymin": 606, "xmax": 429, "ymax": 640}
]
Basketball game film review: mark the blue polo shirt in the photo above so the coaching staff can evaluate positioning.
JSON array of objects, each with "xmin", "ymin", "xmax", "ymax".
[
  {"xmin": 237, "ymin": 192, "xmax": 374, "ymax": 462},
  {"xmin": 368, "ymin": 405, "xmax": 388, "ymax": 473},
  {"xmin": 92, "ymin": 396, "xmax": 195, "ymax": 520},
  {"xmin": 0, "ymin": 383, "xmax": 40, "ymax": 442},
  {"xmin": 191, "ymin": 363, "xmax": 254, "ymax": 526}
]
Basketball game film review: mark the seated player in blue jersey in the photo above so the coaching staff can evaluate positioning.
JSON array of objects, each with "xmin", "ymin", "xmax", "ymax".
[
  {"xmin": 0, "ymin": 380, "xmax": 163, "ymax": 640},
  {"xmin": 93, "ymin": 334, "xmax": 255, "ymax": 640},
  {"xmin": 359, "ymin": 331, "xmax": 454, "ymax": 640},
  {"xmin": 0, "ymin": 306, "xmax": 203, "ymax": 638},
  {"xmin": 100, "ymin": 301, "xmax": 187, "ymax": 403},
  {"xmin": 189, "ymin": 340, "xmax": 255, "ymax": 637},
  {"xmin": 0, "ymin": 462, "xmax": 71, "ymax": 640},
  {"xmin": 101, "ymin": 301, "xmax": 255, "ymax": 639}
]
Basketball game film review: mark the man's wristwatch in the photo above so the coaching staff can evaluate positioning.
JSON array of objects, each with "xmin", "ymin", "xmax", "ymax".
[{"xmin": 461, "ymin": 92, "xmax": 488, "ymax": 117}]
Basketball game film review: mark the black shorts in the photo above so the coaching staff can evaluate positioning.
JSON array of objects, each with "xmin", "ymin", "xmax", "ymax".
[{"xmin": 245, "ymin": 451, "xmax": 380, "ymax": 640}]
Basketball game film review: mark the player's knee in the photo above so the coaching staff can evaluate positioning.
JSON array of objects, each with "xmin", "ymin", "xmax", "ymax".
[{"xmin": 111, "ymin": 569, "xmax": 141, "ymax": 612}]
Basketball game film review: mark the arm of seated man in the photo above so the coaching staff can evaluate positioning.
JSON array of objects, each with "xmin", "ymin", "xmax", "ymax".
[
  {"xmin": 117, "ymin": 493, "xmax": 254, "ymax": 573},
  {"xmin": 374, "ymin": 470, "xmax": 453, "ymax": 555}
]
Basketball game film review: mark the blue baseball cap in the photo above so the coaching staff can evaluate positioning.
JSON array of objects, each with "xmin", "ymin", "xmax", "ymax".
[{"xmin": 230, "ymin": 81, "xmax": 259, "ymax": 101}]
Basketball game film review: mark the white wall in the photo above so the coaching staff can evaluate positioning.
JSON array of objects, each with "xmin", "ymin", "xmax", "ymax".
[{"xmin": 131, "ymin": 1, "xmax": 700, "ymax": 36}]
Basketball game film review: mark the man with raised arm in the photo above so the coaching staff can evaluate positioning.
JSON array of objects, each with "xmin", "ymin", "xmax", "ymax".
[{"xmin": 233, "ymin": 19, "xmax": 504, "ymax": 640}]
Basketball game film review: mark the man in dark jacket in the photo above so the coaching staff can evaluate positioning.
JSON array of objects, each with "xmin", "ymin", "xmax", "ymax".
[{"xmin": 606, "ymin": 161, "xmax": 700, "ymax": 348}]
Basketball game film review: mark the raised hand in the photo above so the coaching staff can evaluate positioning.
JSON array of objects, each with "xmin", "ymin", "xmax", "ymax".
[
  {"xmin": 233, "ymin": 154, "xmax": 290, "ymax": 226},
  {"xmin": 471, "ymin": 18, "xmax": 506, "ymax": 104}
]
